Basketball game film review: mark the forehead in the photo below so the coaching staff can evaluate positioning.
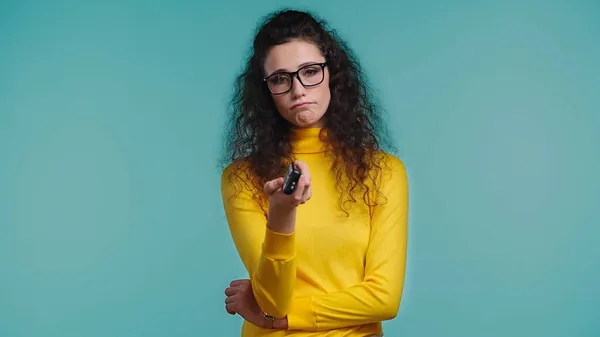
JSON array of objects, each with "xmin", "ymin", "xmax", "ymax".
[{"xmin": 263, "ymin": 39, "xmax": 325, "ymax": 74}]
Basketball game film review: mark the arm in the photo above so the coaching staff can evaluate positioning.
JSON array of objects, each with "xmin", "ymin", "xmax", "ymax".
[
  {"xmin": 221, "ymin": 164, "xmax": 296, "ymax": 318},
  {"xmin": 283, "ymin": 155, "xmax": 409, "ymax": 331}
]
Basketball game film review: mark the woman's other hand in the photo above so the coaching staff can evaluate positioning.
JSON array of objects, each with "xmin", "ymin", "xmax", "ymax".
[
  {"xmin": 224, "ymin": 279, "xmax": 265, "ymax": 327},
  {"xmin": 225, "ymin": 279, "xmax": 289, "ymax": 330}
]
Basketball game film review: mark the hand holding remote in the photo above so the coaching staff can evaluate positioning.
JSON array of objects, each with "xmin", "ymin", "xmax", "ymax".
[
  {"xmin": 264, "ymin": 160, "xmax": 311, "ymax": 208},
  {"xmin": 263, "ymin": 160, "xmax": 312, "ymax": 234}
]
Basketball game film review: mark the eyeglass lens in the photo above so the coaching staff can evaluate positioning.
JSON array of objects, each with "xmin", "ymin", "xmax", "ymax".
[{"xmin": 266, "ymin": 64, "xmax": 324, "ymax": 94}]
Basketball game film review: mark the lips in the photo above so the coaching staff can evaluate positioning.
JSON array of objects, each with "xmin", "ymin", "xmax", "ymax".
[{"xmin": 291, "ymin": 102, "xmax": 313, "ymax": 110}]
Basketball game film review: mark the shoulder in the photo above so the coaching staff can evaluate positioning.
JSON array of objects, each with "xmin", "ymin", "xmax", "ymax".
[
  {"xmin": 220, "ymin": 159, "xmax": 258, "ymax": 197},
  {"xmin": 369, "ymin": 151, "xmax": 408, "ymax": 210},
  {"xmin": 220, "ymin": 159, "xmax": 268, "ymax": 212},
  {"xmin": 375, "ymin": 151, "xmax": 407, "ymax": 177},
  {"xmin": 221, "ymin": 160, "xmax": 244, "ymax": 191},
  {"xmin": 221, "ymin": 159, "xmax": 251, "ymax": 183},
  {"xmin": 371, "ymin": 150, "xmax": 408, "ymax": 196}
]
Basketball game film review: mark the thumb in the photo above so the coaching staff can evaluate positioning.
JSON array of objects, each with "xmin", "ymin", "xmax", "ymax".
[{"xmin": 264, "ymin": 177, "xmax": 284, "ymax": 195}]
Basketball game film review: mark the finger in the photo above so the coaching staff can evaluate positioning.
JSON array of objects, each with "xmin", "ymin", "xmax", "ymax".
[
  {"xmin": 294, "ymin": 160, "xmax": 311, "ymax": 181},
  {"xmin": 301, "ymin": 178, "xmax": 311, "ymax": 204},
  {"xmin": 291, "ymin": 176, "xmax": 307, "ymax": 206},
  {"xmin": 225, "ymin": 303, "xmax": 236, "ymax": 315},
  {"xmin": 299, "ymin": 170, "xmax": 311, "ymax": 189},
  {"xmin": 264, "ymin": 178, "xmax": 284, "ymax": 195},
  {"xmin": 225, "ymin": 295, "xmax": 235, "ymax": 304},
  {"xmin": 298, "ymin": 176, "xmax": 309, "ymax": 204},
  {"xmin": 230, "ymin": 279, "xmax": 250, "ymax": 287},
  {"xmin": 225, "ymin": 287, "xmax": 237, "ymax": 296},
  {"xmin": 294, "ymin": 161, "xmax": 311, "ymax": 203}
]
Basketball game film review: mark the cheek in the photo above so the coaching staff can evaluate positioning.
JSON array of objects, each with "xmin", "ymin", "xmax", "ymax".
[
  {"xmin": 316, "ymin": 86, "xmax": 331, "ymax": 110},
  {"xmin": 272, "ymin": 95, "xmax": 292, "ymax": 118},
  {"xmin": 272, "ymin": 96, "xmax": 287, "ymax": 111}
]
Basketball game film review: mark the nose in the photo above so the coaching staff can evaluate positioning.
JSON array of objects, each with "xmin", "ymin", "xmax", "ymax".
[{"xmin": 290, "ymin": 75, "xmax": 307, "ymax": 98}]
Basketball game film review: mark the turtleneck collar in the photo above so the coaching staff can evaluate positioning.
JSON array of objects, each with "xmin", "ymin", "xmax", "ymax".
[{"xmin": 290, "ymin": 127, "xmax": 329, "ymax": 154}]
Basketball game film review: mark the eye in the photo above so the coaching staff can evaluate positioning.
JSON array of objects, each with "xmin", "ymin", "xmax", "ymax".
[
  {"xmin": 268, "ymin": 74, "xmax": 289, "ymax": 85},
  {"xmin": 301, "ymin": 66, "xmax": 321, "ymax": 77}
]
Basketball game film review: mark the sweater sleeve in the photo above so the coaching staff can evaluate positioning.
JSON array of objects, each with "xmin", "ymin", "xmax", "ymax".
[
  {"xmin": 286, "ymin": 155, "xmax": 408, "ymax": 331},
  {"xmin": 220, "ymin": 164, "xmax": 296, "ymax": 318}
]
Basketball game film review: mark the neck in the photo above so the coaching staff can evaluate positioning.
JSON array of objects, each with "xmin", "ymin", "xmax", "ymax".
[{"xmin": 290, "ymin": 127, "xmax": 328, "ymax": 154}]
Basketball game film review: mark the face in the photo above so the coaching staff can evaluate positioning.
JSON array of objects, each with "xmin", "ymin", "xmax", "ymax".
[{"xmin": 263, "ymin": 39, "xmax": 330, "ymax": 128}]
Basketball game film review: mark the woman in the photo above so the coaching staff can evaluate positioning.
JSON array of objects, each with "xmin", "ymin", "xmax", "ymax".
[{"xmin": 220, "ymin": 8, "xmax": 408, "ymax": 337}]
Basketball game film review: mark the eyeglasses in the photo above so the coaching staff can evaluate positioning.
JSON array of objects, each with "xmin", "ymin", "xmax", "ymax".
[{"xmin": 262, "ymin": 62, "xmax": 327, "ymax": 95}]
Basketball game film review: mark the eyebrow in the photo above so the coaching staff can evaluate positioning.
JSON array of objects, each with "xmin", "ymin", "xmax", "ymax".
[{"xmin": 267, "ymin": 61, "xmax": 324, "ymax": 77}]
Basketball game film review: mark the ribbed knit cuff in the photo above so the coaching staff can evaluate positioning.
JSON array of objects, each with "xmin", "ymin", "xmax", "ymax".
[
  {"xmin": 262, "ymin": 227, "xmax": 295, "ymax": 261},
  {"xmin": 287, "ymin": 297, "xmax": 317, "ymax": 330}
]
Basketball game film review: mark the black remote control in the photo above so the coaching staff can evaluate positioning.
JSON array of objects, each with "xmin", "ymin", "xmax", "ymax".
[{"xmin": 283, "ymin": 162, "xmax": 302, "ymax": 195}]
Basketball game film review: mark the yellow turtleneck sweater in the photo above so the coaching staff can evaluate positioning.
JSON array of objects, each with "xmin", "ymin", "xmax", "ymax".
[{"xmin": 220, "ymin": 127, "xmax": 408, "ymax": 336}]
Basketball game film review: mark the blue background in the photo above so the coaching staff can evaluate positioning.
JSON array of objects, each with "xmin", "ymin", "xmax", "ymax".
[{"xmin": 1, "ymin": 0, "xmax": 599, "ymax": 336}]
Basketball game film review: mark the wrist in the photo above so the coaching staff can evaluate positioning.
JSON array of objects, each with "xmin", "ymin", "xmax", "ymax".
[
  {"xmin": 259, "ymin": 312, "xmax": 288, "ymax": 330},
  {"xmin": 266, "ymin": 205, "xmax": 296, "ymax": 234},
  {"xmin": 273, "ymin": 317, "xmax": 288, "ymax": 329},
  {"xmin": 260, "ymin": 312, "xmax": 275, "ymax": 329}
]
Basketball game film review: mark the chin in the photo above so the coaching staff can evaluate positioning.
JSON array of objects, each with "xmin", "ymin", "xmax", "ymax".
[{"xmin": 293, "ymin": 111, "xmax": 323, "ymax": 127}]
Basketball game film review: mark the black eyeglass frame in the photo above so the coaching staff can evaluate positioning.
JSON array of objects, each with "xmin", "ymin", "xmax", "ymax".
[{"xmin": 262, "ymin": 62, "xmax": 328, "ymax": 95}]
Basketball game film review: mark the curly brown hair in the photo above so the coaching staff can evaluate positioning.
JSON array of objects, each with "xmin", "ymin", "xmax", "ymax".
[{"xmin": 220, "ymin": 8, "xmax": 396, "ymax": 213}]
